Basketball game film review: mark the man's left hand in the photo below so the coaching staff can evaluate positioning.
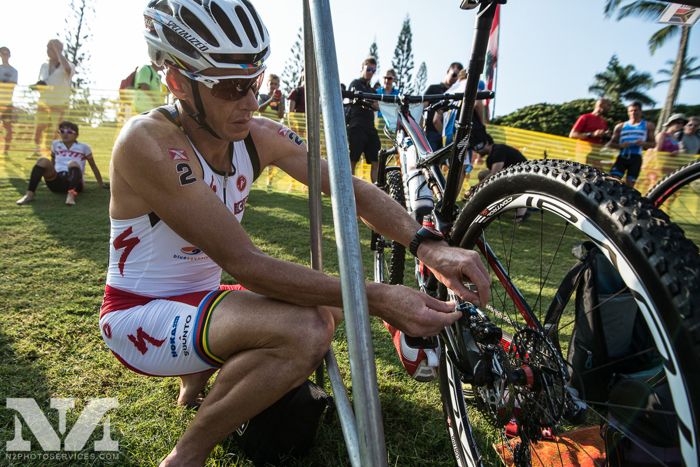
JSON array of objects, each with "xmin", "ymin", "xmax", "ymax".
[{"xmin": 417, "ymin": 242, "xmax": 491, "ymax": 306}]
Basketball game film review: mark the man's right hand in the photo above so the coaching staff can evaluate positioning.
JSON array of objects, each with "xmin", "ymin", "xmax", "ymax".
[{"xmin": 372, "ymin": 284, "xmax": 461, "ymax": 337}]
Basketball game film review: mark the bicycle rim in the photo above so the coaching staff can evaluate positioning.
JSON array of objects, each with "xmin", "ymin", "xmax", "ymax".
[
  {"xmin": 440, "ymin": 160, "xmax": 700, "ymax": 467},
  {"xmin": 646, "ymin": 160, "xmax": 700, "ymax": 246}
]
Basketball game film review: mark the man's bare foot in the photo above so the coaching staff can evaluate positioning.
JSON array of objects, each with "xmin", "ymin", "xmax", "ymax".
[
  {"xmin": 16, "ymin": 192, "xmax": 35, "ymax": 205},
  {"xmin": 177, "ymin": 370, "xmax": 215, "ymax": 407}
]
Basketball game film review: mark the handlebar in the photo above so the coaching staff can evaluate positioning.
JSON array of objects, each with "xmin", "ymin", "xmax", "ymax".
[{"xmin": 341, "ymin": 90, "xmax": 494, "ymax": 104}]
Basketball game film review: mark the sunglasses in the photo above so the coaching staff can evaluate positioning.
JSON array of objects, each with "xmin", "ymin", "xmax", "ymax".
[
  {"xmin": 366, "ymin": 66, "xmax": 377, "ymax": 72},
  {"xmin": 59, "ymin": 128, "xmax": 77, "ymax": 135},
  {"xmin": 384, "ymin": 76, "xmax": 394, "ymax": 81},
  {"xmin": 178, "ymin": 67, "xmax": 266, "ymax": 101}
]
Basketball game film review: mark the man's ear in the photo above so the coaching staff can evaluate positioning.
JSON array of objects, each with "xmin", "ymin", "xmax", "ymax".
[{"xmin": 165, "ymin": 68, "xmax": 191, "ymax": 100}]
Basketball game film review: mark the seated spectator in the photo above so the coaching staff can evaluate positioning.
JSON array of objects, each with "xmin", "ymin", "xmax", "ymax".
[
  {"xmin": 655, "ymin": 113, "xmax": 687, "ymax": 156},
  {"xmin": 678, "ymin": 116, "xmax": 700, "ymax": 155},
  {"xmin": 475, "ymin": 133, "xmax": 527, "ymax": 180},
  {"xmin": 257, "ymin": 73, "xmax": 285, "ymax": 119},
  {"xmin": 16, "ymin": 121, "xmax": 107, "ymax": 206}
]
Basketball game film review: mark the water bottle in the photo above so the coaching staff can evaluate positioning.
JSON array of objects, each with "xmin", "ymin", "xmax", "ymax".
[{"xmin": 399, "ymin": 136, "xmax": 433, "ymax": 218}]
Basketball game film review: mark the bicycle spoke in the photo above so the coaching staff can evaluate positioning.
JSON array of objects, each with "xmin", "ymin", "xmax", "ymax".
[{"xmin": 532, "ymin": 221, "xmax": 569, "ymax": 314}]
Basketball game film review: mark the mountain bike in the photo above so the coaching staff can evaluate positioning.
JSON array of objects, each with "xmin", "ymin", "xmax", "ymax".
[
  {"xmin": 646, "ymin": 159, "xmax": 700, "ymax": 246},
  {"xmin": 345, "ymin": 1, "xmax": 700, "ymax": 465}
]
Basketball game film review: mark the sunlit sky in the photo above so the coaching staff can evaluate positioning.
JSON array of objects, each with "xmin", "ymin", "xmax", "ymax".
[{"xmin": 4, "ymin": 0, "xmax": 699, "ymax": 117}]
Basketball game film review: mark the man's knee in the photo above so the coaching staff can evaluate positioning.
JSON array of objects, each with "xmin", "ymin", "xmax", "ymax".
[
  {"xmin": 36, "ymin": 157, "xmax": 52, "ymax": 168},
  {"xmin": 291, "ymin": 307, "xmax": 335, "ymax": 367}
]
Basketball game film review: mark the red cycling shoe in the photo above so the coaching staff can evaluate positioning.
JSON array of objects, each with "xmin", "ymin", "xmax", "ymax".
[{"xmin": 384, "ymin": 322, "xmax": 440, "ymax": 382}]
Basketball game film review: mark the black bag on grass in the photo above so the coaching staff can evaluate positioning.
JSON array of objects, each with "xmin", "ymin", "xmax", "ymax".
[
  {"xmin": 544, "ymin": 242, "xmax": 660, "ymax": 405},
  {"xmin": 603, "ymin": 369, "xmax": 681, "ymax": 466},
  {"xmin": 233, "ymin": 379, "xmax": 333, "ymax": 466}
]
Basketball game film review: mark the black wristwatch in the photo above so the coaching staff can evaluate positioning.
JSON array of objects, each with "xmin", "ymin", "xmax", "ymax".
[{"xmin": 409, "ymin": 226, "xmax": 445, "ymax": 257}]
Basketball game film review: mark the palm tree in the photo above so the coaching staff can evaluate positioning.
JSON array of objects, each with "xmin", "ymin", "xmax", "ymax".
[
  {"xmin": 589, "ymin": 55, "xmax": 655, "ymax": 106},
  {"xmin": 604, "ymin": 0, "xmax": 694, "ymax": 129},
  {"xmin": 656, "ymin": 56, "xmax": 700, "ymax": 86}
]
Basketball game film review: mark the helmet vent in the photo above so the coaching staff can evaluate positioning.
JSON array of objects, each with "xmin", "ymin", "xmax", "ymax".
[
  {"xmin": 163, "ymin": 27, "xmax": 199, "ymax": 59},
  {"xmin": 240, "ymin": 0, "xmax": 265, "ymax": 41},
  {"xmin": 180, "ymin": 6, "xmax": 219, "ymax": 47},
  {"xmin": 153, "ymin": 0, "xmax": 173, "ymax": 16},
  {"xmin": 211, "ymin": 1, "xmax": 242, "ymax": 47},
  {"xmin": 234, "ymin": 5, "xmax": 258, "ymax": 48}
]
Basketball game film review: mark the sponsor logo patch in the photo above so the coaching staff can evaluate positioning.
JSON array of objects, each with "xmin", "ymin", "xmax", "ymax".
[
  {"xmin": 180, "ymin": 246, "xmax": 202, "ymax": 256},
  {"xmin": 236, "ymin": 175, "xmax": 247, "ymax": 192},
  {"xmin": 168, "ymin": 148, "xmax": 189, "ymax": 161}
]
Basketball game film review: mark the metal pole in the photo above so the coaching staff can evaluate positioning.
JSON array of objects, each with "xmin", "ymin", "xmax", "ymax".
[
  {"xmin": 307, "ymin": 1, "xmax": 388, "ymax": 466},
  {"xmin": 303, "ymin": 0, "xmax": 325, "ymax": 389},
  {"xmin": 325, "ymin": 349, "xmax": 362, "ymax": 467}
]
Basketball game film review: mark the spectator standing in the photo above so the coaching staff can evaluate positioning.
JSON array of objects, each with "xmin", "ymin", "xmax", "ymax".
[
  {"xmin": 34, "ymin": 39, "xmax": 75, "ymax": 156},
  {"xmin": 133, "ymin": 63, "xmax": 164, "ymax": 114},
  {"xmin": 655, "ymin": 113, "xmax": 687, "ymax": 156},
  {"xmin": 569, "ymin": 99, "xmax": 611, "ymax": 144},
  {"xmin": 607, "ymin": 101, "xmax": 656, "ymax": 187},
  {"xmin": 347, "ymin": 57, "xmax": 380, "ymax": 182},
  {"xmin": 288, "ymin": 78, "xmax": 305, "ymax": 114},
  {"xmin": 376, "ymin": 68, "xmax": 399, "ymax": 120},
  {"xmin": 16, "ymin": 121, "xmax": 107, "ymax": 206},
  {"xmin": 257, "ymin": 73, "xmax": 285, "ymax": 119},
  {"xmin": 0, "ymin": 46, "xmax": 18, "ymax": 156},
  {"xmin": 678, "ymin": 116, "xmax": 700, "ymax": 155},
  {"xmin": 424, "ymin": 62, "xmax": 463, "ymax": 150}
]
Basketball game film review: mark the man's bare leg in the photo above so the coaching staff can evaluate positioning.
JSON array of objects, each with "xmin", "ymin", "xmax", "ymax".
[
  {"xmin": 160, "ymin": 291, "xmax": 336, "ymax": 466},
  {"xmin": 177, "ymin": 370, "xmax": 216, "ymax": 407}
]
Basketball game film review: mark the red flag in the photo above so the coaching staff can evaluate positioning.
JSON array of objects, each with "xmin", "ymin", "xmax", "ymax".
[{"xmin": 485, "ymin": 4, "xmax": 500, "ymax": 115}]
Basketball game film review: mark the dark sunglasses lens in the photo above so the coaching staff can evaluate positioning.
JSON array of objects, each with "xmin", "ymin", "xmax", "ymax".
[
  {"xmin": 384, "ymin": 76, "xmax": 393, "ymax": 80},
  {"xmin": 211, "ymin": 74, "xmax": 264, "ymax": 101},
  {"xmin": 60, "ymin": 129, "xmax": 75, "ymax": 134}
]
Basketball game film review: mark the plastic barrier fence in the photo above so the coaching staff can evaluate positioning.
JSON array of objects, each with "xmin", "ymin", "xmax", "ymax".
[{"xmin": 1, "ymin": 84, "xmax": 697, "ymax": 199}]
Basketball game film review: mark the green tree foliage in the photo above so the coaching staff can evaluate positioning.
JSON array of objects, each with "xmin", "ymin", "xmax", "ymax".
[
  {"xmin": 368, "ymin": 39, "xmax": 379, "ymax": 71},
  {"xmin": 414, "ymin": 62, "xmax": 428, "ymax": 95},
  {"xmin": 656, "ymin": 56, "xmax": 700, "ymax": 87},
  {"xmin": 392, "ymin": 16, "xmax": 415, "ymax": 94},
  {"xmin": 604, "ymin": 0, "xmax": 695, "ymax": 129},
  {"xmin": 63, "ymin": 0, "xmax": 94, "ymax": 88},
  {"xmin": 491, "ymin": 99, "xmax": 700, "ymax": 137},
  {"xmin": 281, "ymin": 28, "xmax": 304, "ymax": 95},
  {"xmin": 589, "ymin": 55, "xmax": 655, "ymax": 106},
  {"xmin": 491, "ymin": 99, "xmax": 627, "ymax": 137}
]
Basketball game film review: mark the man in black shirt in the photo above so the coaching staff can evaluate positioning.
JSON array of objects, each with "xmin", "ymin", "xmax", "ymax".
[
  {"xmin": 476, "ymin": 134, "xmax": 527, "ymax": 181},
  {"xmin": 347, "ymin": 57, "xmax": 380, "ymax": 182},
  {"xmin": 424, "ymin": 62, "xmax": 463, "ymax": 151}
]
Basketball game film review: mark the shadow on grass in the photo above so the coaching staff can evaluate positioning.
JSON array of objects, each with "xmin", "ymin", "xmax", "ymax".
[
  {"xmin": 0, "ymin": 326, "xmax": 54, "ymax": 465},
  {"xmin": 7, "ymin": 177, "xmax": 111, "ymax": 266}
]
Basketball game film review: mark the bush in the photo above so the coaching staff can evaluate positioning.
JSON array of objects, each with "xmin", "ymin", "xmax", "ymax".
[{"xmin": 492, "ymin": 99, "xmax": 700, "ymax": 136}]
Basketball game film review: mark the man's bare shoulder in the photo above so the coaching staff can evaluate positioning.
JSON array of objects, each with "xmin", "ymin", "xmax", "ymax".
[
  {"xmin": 113, "ymin": 112, "xmax": 189, "ymax": 166},
  {"xmin": 248, "ymin": 116, "xmax": 306, "ymax": 167}
]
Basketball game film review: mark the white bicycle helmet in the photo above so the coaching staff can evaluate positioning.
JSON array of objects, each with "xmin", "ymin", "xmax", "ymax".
[{"xmin": 144, "ymin": 0, "xmax": 270, "ymax": 74}]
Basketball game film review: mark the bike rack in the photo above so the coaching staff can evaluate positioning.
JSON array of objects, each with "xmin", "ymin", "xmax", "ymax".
[{"xmin": 303, "ymin": 1, "xmax": 388, "ymax": 465}]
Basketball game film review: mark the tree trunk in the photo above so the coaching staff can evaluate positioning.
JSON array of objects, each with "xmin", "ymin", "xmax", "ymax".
[{"xmin": 657, "ymin": 25, "xmax": 690, "ymax": 131}]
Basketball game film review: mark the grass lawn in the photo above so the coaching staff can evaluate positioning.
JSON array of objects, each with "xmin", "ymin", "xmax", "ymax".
[
  {"xmin": 0, "ymin": 153, "xmax": 480, "ymax": 466},
  {"xmin": 0, "ymin": 149, "xmax": 609, "ymax": 467}
]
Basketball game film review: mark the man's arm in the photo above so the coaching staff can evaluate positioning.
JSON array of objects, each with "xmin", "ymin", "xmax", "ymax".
[
  {"xmin": 569, "ymin": 115, "xmax": 588, "ymax": 139},
  {"xmin": 606, "ymin": 123, "xmax": 623, "ymax": 149},
  {"xmin": 112, "ymin": 117, "xmax": 463, "ymax": 336},
  {"xmin": 261, "ymin": 119, "xmax": 490, "ymax": 304},
  {"xmin": 85, "ymin": 154, "xmax": 106, "ymax": 187},
  {"xmin": 643, "ymin": 122, "xmax": 657, "ymax": 149}
]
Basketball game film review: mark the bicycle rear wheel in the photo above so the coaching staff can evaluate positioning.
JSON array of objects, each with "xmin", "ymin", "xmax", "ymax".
[
  {"xmin": 646, "ymin": 160, "xmax": 700, "ymax": 246},
  {"xmin": 373, "ymin": 167, "xmax": 407, "ymax": 285},
  {"xmin": 439, "ymin": 160, "xmax": 700, "ymax": 466}
]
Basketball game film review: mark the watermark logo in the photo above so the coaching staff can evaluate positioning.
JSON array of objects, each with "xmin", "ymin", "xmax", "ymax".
[{"xmin": 4, "ymin": 398, "xmax": 119, "ymax": 461}]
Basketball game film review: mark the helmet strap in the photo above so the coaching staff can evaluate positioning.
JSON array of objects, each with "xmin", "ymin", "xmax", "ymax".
[{"xmin": 181, "ymin": 78, "xmax": 223, "ymax": 140}]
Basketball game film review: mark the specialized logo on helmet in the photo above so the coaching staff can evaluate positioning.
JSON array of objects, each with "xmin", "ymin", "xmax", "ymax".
[{"xmin": 166, "ymin": 20, "xmax": 210, "ymax": 52}]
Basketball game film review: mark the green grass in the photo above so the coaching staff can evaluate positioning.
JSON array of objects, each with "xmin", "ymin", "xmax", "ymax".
[
  {"xmin": 0, "ymin": 162, "xmax": 478, "ymax": 466},
  {"xmin": 0, "ymin": 150, "xmax": 643, "ymax": 467}
]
